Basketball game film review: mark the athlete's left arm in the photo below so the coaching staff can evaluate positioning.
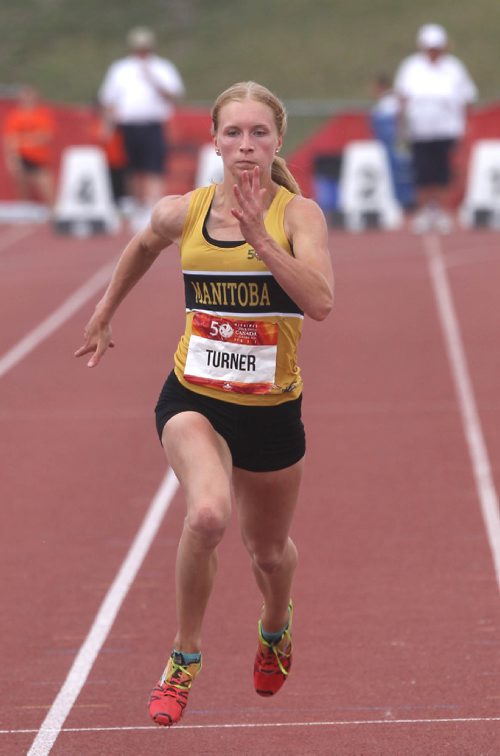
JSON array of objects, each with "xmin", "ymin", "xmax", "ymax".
[
  {"xmin": 232, "ymin": 167, "xmax": 333, "ymax": 321},
  {"xmin": 281, "ymin": 195, "xmax": 334, "ymax": 320}
]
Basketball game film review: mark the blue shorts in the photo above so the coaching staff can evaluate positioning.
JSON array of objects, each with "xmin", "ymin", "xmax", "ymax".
[
  {"xmin": 155, "ymin": 371, "xmax": 306, "ymax": 472},
  {"xmin": 120, "ymin": 122, "xmax": 168, "ymax": 174}
]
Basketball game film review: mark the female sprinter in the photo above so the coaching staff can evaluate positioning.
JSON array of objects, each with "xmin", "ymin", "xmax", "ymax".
[{"xmin": 76, "ymin": 81, "xmax": 334, "ymax": 726}]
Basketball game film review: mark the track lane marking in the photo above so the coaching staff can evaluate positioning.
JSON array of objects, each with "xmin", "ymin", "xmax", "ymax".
[
  {"xmin": 26, "ymin": 468, "xmax": 179, "ymax": 756},
  {"xmin": 0, "ymin": 260, "xmax": 116, "ymax": 378},
  {"xmin": 423, "ymin": 234, "xmax": 500, "ymax": 590},
  {"xmin": 4, "ymin": 715, "xmax": 500, "ymax": 736}
]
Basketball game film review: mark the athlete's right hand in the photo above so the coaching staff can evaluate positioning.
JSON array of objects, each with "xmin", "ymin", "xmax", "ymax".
[{"xmin": 74, "ymin": 315, "xmax": 115, "ymax": 368}]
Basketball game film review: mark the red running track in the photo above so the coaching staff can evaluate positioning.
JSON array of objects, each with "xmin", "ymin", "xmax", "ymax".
[{"xmin": 0, "ymin": 223, "xmax": 499, "ymax": 755}]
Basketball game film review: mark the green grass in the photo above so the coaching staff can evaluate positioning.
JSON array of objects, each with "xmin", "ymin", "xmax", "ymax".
[{"xmin": 1, "ymin": 0, "xmax": 498, "ymax": 150}]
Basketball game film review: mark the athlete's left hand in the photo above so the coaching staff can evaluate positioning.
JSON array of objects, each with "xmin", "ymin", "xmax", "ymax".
[{"xmin": 231, "ymin": 167, "xmax": 268, "ymax": 249}]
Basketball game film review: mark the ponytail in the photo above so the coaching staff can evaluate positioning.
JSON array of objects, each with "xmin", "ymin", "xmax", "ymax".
[{"xmin": 271, "ymin": 155, "xmax": 301, "ymax": 195}]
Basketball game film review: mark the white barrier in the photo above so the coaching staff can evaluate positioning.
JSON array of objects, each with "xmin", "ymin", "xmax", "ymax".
[
  {"xmin": 53, "ymin": 146, "xmax": 120, "ymax": 235},
  {"xmin": 459, "ymin": 140, "xmax": 500, "ymax": 228},
  {"xmin": 339, "ymin": 140, "xmax": 403, "ymax": 231},
  {"xmin": 195, "ymin": 144, "xmax": 224, "ymax": 188}
]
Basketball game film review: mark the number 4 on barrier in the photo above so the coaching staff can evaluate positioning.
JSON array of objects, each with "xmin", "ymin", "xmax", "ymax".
[
  {"xmin": 76, "ymin": 176, "xmax": 96, "ymax": 205},
  {"xmin": 53, "ymin": 146, "xmax": 120, "ymax": 235}
]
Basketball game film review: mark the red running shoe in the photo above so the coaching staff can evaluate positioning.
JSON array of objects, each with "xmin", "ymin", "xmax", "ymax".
[
  {"xmin": 253, "ymin": 601, "xmax": 293, "ymax": 696},
  {"xmin": 148, "ymin": 651, "xmax": 201, "ymax": 726}
]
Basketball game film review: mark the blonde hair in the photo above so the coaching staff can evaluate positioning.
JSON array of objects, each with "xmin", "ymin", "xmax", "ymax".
[{"xmin": 211, "ymin": 81, "xmax": 301, "ymax": 195}]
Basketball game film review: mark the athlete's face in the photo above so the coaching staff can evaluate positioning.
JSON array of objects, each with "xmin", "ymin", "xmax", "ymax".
[{"xmin": 214, "ymin": 99, "xmax": 282, "ymax": 178}]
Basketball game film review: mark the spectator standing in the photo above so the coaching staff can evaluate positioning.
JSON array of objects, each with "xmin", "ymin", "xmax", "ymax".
[
  {"xmin": 98, "ymin": 26, "xmax": 185, "ymax": 230},
  {"xmin": 3, "ymin": 85, "xmax": 56, "ymax": 207},
  {"xmin": 394, "ymin": 24, "xmax": 477, "ymax": 233}
]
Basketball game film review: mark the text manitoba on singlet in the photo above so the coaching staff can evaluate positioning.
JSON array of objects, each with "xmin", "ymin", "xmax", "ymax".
[
  {"xmin": 190, "ymin": 280, "xmax": 270, "ymax": 308},
  {"xmin": 183, "ymin": 272, "xmax": 303, "ymax": 315}
]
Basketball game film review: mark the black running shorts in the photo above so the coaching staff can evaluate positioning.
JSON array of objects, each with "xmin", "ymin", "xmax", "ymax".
[
  {"xmin": 155, "ymin": 371, "xmax": 306, "ymax": 472},
  {"xmin": 411, "ymin": 138, "xmax": 456, "ymax": 187},
  {"xmin": 120, "ymin": 122, "xmax": 168, "ymax": 174}
]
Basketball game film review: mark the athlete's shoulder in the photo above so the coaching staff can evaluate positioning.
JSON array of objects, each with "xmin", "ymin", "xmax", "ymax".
[
  {"xmin": 151, "ymin": 192, "xmax": 194, "ymax": 245},
  {"xmin": 285, "ymin": 193, "xmax": 326, "ymax": 222},
  {"xmin": 283, "ymin": 193, "xmax": 328, "ymax": 239}
]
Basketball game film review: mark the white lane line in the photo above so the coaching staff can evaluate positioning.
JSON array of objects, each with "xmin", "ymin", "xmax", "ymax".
[
  {"xmin": 26, "ymin": 468, "xmax": 179, "ymax": 756},
  {"xmin": 5, "ymin": 715, "xmax": 500, "ymax": 736},
  {"xmin": 0, "ymin": 260, "xmax": 116, "ymax": 379},
  {"xmin": 423, "ymin": 234, "xmax": 500, "ymax": 591}
]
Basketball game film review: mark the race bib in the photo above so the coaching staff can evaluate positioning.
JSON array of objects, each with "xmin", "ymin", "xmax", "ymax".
[{"xmin": 184, "ymin": 312, "xmax": 278, "ymax": 394}]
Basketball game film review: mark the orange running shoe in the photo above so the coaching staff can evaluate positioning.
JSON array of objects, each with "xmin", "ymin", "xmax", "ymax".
[
  {"xmin": 253, "ymin": 601, "xmax": 293, "ymax": 697},
  {"xmin": 148, "ymin": 651, "xmax": 201, "ymax": 726}
]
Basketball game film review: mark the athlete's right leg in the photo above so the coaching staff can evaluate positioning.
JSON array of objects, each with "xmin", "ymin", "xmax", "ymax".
[
  {"xmin": 149, "ymin": 411, "xmax": 233, "ymax": 726},
  {"xmin": 161, "ymin": 411, "xmax": 233, "ymax": 652}
]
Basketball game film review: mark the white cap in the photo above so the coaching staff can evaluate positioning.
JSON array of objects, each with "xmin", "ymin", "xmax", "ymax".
[
  {"xmin": 127, "ymin": 26, "xmax": 156, "ymax": 51},
  {"xmin": 417, "ymin": 23, "xmax": 448, "ymax": 49}
]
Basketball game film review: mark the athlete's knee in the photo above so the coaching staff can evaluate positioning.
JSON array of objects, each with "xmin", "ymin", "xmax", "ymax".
[
  {"xmin": 186, "ymin": 501, "xmax": 229, "ymax": 547},
  {"xmin": 252, "ymin": 538, "xmax": 298, "ymax": 575}
]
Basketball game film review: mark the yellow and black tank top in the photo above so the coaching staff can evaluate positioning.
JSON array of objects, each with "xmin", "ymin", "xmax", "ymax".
[{"xmin": 173, "ymin": 183, "xmax": 303, "ymax": 405}]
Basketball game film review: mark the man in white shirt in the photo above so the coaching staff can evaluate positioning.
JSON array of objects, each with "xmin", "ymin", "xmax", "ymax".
[
  {"xmin": 394, "ymin": 24, "xmax": 477, "ymax": 233},
  {"xmin": 99, "ymin": 26, "xmax": 185, "ymax": 227}
]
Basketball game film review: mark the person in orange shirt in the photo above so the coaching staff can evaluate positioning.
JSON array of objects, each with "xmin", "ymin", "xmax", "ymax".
[{"xmin": 3, "ymin": 85, "xmax": 56, "ymax": 206}]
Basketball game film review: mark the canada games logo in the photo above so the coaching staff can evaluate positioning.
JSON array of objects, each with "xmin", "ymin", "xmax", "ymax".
[{"xmin": 218, "ymin": 322, "xmax": 234, "ymax": 339}]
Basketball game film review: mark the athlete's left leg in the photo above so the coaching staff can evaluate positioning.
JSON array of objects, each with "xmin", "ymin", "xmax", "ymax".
[{"xmin": 233, "ymin": 459, "xmax": 303, "ymax": 633}]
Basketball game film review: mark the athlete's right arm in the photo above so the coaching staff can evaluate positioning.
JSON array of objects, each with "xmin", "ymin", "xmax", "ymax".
[{"xmin": 75, "ymin": 193, "xmax": 191, "ymax": 367}]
